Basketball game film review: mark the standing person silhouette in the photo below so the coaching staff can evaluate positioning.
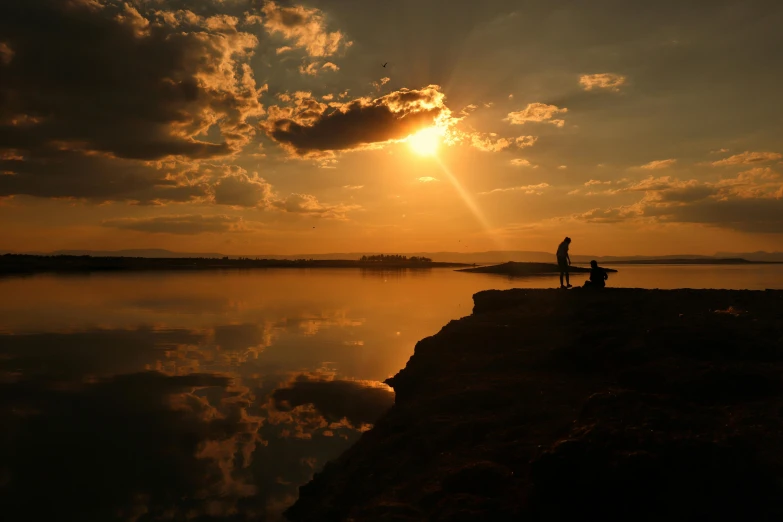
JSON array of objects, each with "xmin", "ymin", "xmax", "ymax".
[{"xmin": 556, "ymin": 237, "xmax": 572, "ymax": 288}]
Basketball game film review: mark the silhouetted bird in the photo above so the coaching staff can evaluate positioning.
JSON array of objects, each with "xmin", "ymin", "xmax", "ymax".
[{"xmin": 382, "ymin": 62, "xmax": 388, "ymax": 68}]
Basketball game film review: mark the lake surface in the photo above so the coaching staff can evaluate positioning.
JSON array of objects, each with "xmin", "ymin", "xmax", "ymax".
[{"xmin": 2, "ymin": 264, "xmax": 783, "ymax": 520}]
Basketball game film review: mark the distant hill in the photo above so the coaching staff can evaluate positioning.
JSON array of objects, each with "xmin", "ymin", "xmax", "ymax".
[{"xmin": 4, "ymin": 248, "xmax": 783, "ymax": 263}]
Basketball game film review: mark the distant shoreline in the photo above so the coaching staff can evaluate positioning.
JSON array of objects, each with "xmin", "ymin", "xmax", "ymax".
[
  {"xmin": 0, "ymin": 255, "xmax": 470, "ymax": 275},
  {"xmin": 459, "ymin": 261, "xmax": 619, "ymax": 277}
]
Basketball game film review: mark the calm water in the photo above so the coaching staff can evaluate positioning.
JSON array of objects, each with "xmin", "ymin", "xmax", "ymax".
[{"xmin": 2, "ymin": 265, "xmax": 782, "ymax": 520}]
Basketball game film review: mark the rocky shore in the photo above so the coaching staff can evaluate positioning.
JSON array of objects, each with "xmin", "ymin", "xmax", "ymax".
[
  {"xmin": 458, "ymin": 261, "xmax": 617, "ymax": 276},
  {"xmin": 286, "ymin": 288, "xmax": 783, "ymax": 522}
]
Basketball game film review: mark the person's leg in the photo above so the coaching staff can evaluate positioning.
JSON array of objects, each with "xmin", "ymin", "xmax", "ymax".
[
  {"xmin": 560, "ymin": 271, "xmax": 564, "ymax": 287},
  {"xmin": 565, "ymin": 266, "xmax": 570, "ymax": 287}
]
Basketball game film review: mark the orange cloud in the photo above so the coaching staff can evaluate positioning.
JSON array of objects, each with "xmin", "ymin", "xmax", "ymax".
[
  {"xmin": 265, "ymin": 85, "xmax": 448, "ymax": 156},
  {"xmin": 505, "ymin": 103, "xmax": 567, "ymax": 127},
  {"xmin": 510, "ymin": 158, "xmax": 537, "ymax": 168},
  {"xmin": 638, "ymin": 159, "xmax": 677, "ymax": 170},
  {"xmin": 579, "ymin": 73, "xmax": 627, "ymax": 92},
  {"xmin": 480, "ymin": 183, "xmax": 549, "ymax": 195},
  {"xmin": 260, "ymin": 1, "xmax": 352, "ymax": 57},
  {"xmin": 102, "ymin": 214, "xmax": 249, "ymax": 235},
  {"xmin": 711, "ymin": 151, "xmax": 782, "ymax": 166}
]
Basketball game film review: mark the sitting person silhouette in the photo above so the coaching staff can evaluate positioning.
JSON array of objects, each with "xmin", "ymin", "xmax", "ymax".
[{"xmin": 583, "ymin": 260, "xmax": 608, "ymax": 289}]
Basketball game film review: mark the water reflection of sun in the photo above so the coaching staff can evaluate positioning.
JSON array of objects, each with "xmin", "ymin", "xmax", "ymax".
[{"xmin": 407, "ymin": 126, "xmax": 441, "ymax": 156}]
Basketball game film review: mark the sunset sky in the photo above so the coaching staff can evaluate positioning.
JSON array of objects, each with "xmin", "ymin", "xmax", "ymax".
[{"xmin": 2, "ymin": 0, "xmax": 783, "ymax": 256}]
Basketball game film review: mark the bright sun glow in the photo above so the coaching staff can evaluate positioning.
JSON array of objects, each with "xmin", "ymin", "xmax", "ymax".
[{"xmin": 408, "ymin": 127, "xmax": 441, "ymax": 156}]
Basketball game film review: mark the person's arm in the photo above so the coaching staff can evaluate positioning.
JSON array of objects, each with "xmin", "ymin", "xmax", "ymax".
[
  {"xmin": 567, "ymin": 254, "xmax": 571, "ymax": 265},
  {"xmin": 604, "ymin": 269, "xmax": 608, "ymax": 280}
]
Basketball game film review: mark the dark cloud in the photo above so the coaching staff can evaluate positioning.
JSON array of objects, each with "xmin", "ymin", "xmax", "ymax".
[
  {"xmin": 0, "ymin": 151, "xmax": 209, "ymax": 203},
  {"xmin": 272, "ymin": 374, "xmax": 394, "ymax": 427},
  {"xmin": 647, "ymin": 197, "xmax": 783, "ymax": 233},
  {"xmin": 0, "ymin": 328, "xmax": 206, "ymax": 378},
  {"xmin": 574, "ymin": 172, "xmax": 783, "ymax": 232},
  {"xmin": 272, "ymin": 193, "xmax": 360, "ymax": 219},
  {"xmin": 265, "ymin": 86, "xmax": 447, "ymax": 155},
  {"xmin": 213, "ymin": 168, "xmax": 273, "ymax": 208},
  {"xmin": 0, "ymin": 0, "xmax": 266, "ymax": 200},
  {"xmin": 0, "ymin": 371, "xmax": 265, "ymax": 521},
  {"xmin": 102, "ymin": 214, "xmax": 248, "ymax": 234},
  {"xmin": 214, "ymin": 323, "xmax": 269, "ymax": 353}
]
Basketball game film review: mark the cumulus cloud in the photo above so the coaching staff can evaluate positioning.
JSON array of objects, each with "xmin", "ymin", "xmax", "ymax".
[
  {"xmin": 272, "ymin": 193, "xmax": 360, "ymax": 219},
  {"xmin": 299, "ymin": 61, "xmax": 340, "ymax": 76},
  {"xmin": 260, "ymin": 1, "xmax": 352, "ymax": 57},
  {"xmin": 265, "ymin": 85, "xmax": 449, "ymax": 156},
  {"xmin": 638, "ymin": 159, "xmax": 677, "ymax": 170},
  {"xmin": 510, "ymin": 158, "xmax": 537, "ymax": 167},
  {"xmin": 571, "ymin": 169, "xmax": 783, "ymax": 232},
  {"xmin": 417, "ymin": 177, "xmax": 438, "ymax": 183},
  {"xmin": 0, "ymin": 0, "xmax": 268, "ymax": 201},
  {"xmin": 479, "ymin": 183, "xmax": 549, "ymax": 195},
  {"xmin": 102, "ymin": 214, "xmax": 248, "ymax": 235},
  {"xmin": 272, "ymin": 374, "xmax": 394, "ymax": 428},
  {"xmin": 505, "ymin": 103, "xmax": 567, "ymax": 127},
  {"xmin": 515, "ymin": 135, "xmax": 538, "ymax": 148},
  {"xmin": 579, "ymin": 73, "xmax": 627, "ymax": 92},
  {"xmin": 0, "ymin": 41, "xmax": 14, "ymax": 65},
  {"xmin": 0, "ymin": 371, "xmax": 263, "ymax": 520},
  {"xmin": 371, "ymin": 77, "xmax": 391, "ymax": 91},
  {"xmin": 213, "ymin": 168, "xmax": 273, "ymax": 207},
  {"xmin": 585, "ymin": 179, "xmax": 612, "ymax": 186},
  {"xmin": 470, "ymin": 134, "xmax": 512, "ymax": 152},
  {"xmin": 711, "ymin": 151, "xmax": 782, "ymax": 166}
]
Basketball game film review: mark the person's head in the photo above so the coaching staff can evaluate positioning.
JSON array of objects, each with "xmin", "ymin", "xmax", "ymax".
[
  {"xmin": 565, "ymin": 237, "xmax": 571, "ymax": 244},
  {"xmin": 590, "ymin": 260, "xmax": 597, "ymax": 268}
]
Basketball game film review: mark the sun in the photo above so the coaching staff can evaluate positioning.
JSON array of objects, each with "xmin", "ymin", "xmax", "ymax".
[{"xmin": 407, "ymin": 127, "xmax": 441, "ymax": 156}]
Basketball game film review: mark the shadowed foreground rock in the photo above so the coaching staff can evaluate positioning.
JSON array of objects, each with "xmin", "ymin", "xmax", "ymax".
[{"xmin": 286, "ymin": 289, "xmax": 783, "ymax": 522}]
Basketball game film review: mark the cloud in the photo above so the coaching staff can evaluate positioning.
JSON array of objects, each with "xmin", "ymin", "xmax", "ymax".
[
  {"xmin": 515, "ymin": 136, "xmax": 538, "ymax": 148},
  {"xmin": 342, "ymin": 185, "xmax": 363, "ymax": 190},
  {"xmin": 417, "ymin": 177, "xmax": 438, "ymax": 183},
  {"xmin": 510, "ymin": 158, "xmax": 537, "ymax": 168},
  {"xmin": 710, "ymin": 148, "xmax": 730, "ymax": 154},
  {"xmin": 102, "ymin": 214, "xmax": 248, "ymax": 235},
  {"xmin": 470, "ymin": 134, "xmax": 512, "ymax": 152},
  {"xmin": 558, "ymin": 165, "xmax": 568, "ymax": 169},
  {"xmin": 212, "ymin": 168, "xmax": 273, "ymax": 207},
  {"xmin": 579, "ymin": 73, "xmax": 627, "ymax": 92},
  {"xmin": 265, "ymin": 85, "xmax": 449, "ymax": 156},
  {"xmin": 711, "ymin": 151, "xmax": 782, "ymax": 166},
  {"xmin": 371, "ymin": 77, "xmax": 391, "ymax": 91},
  {"xmin": 571, "ymin": 170, "xmax": 783, "ymax": 232},
  {"xmin": 638, "ymin": 159, "xmax": 677, "ymax": 170},
  {"xmin": 0, "ymin": 371, "xmax": 262, "ymax": 520},
  {"xmin": 585, "ymin": 179, "xmax": 612, "ymax": 186},
  {"xmin": 0, "ymin": 0, "xmax": 268, "ymax": 201},
  {"xmin": 272, "ymin": 374, "xmax": 394, "ymax": 428},
  {"xmin": 260, "ymin": 1, "xmax": 352, "ymax": 57},
  {"xmin": 0, "ymin": 41, "xmax": 14, "ymax": 65},
  {"xmin": 272, "ymin": 193, "xmax": 360, "ymax": 219},
  {"xmin": 505, "ymin": 103, "xmax": 567, "ymax": 127},
  {"xmin": 479, "ymin": 183, "xmax": 549, "ymax": 195},
  {"xmin": 299, "ymin": 61, "xmax": 340, "ymax": 76}
]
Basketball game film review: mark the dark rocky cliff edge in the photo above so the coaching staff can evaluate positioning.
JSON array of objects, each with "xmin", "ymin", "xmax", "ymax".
[{"xmin": 286, "ymin": 289, "xmax": 783, "ymax": 522}]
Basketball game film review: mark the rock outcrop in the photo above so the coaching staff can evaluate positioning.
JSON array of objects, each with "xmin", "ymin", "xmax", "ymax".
[{"xmin": 286, "ymin": 289, "xmax": 783, "ymax": 522}]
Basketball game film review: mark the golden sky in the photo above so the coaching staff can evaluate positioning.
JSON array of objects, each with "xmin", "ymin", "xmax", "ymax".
[{"xmin": 2, "ymin": 0, "xmax": 783, "ymax": 256}]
